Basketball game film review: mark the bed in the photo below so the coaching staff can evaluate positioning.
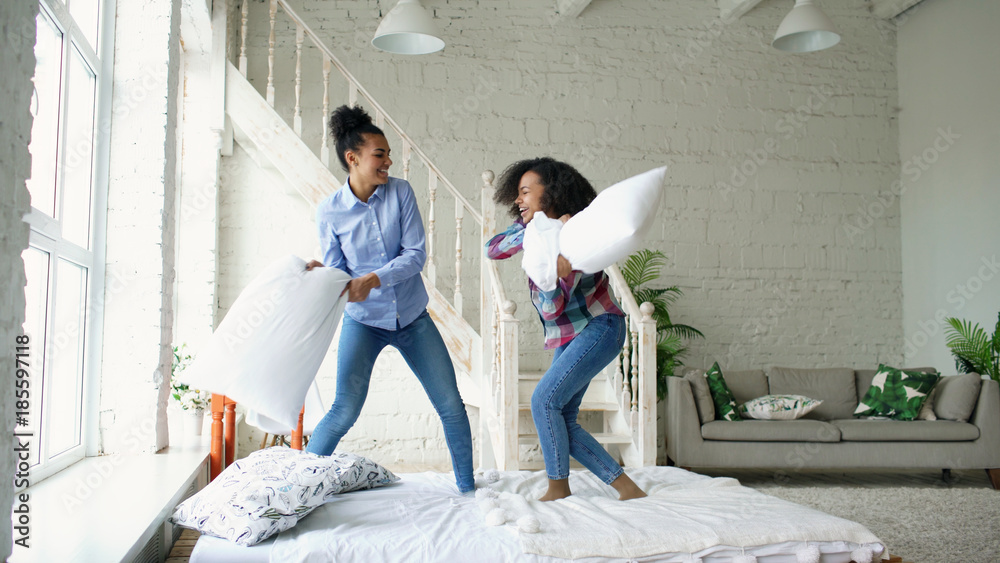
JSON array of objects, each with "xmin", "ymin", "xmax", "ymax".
[{"xmin": 190, "ymin": 435, "xmax": 886, "ymax": 563}]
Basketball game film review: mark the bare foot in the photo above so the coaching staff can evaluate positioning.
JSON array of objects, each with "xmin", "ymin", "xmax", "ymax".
[
  {"xmin": 610, "ymin": 473, "xmax": 647, "ymax": 500},
  {"xmin": 539, "ymin": 478, "xmax": 572, "ymax": 501}
]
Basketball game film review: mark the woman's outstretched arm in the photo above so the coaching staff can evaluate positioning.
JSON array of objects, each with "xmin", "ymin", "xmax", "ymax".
[{"xmin": 485, "ymin": 220, "xmax": 526, "ymax": 260}]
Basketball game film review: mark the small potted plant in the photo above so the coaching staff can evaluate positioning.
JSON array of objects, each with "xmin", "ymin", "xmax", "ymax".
[
  {"xmin": 944, "ymin": 312, "xmax": 999, "ymax": 383},
  {"xmin": 171, "ymin": 344, "xmax": 209, "ymax": 435}
]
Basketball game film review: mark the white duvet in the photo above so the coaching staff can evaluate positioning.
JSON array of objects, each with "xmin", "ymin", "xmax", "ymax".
[{"xmin": 220, "ymin": 467, "xmax": 885, "ymax": 563}]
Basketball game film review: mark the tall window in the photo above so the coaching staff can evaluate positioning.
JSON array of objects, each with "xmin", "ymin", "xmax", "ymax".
[{"xmin": 22, "ymin": 0, "xmax": 114, "ymax": 484}]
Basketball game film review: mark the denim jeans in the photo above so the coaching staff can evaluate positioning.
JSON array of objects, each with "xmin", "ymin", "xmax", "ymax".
[
  {"xmin": 531, "ymin": 313, "xmax": 627, "ymax": 484},
  {"xmin": 306, "ymin": 310, "xmax": 475, "ymax": 493}
]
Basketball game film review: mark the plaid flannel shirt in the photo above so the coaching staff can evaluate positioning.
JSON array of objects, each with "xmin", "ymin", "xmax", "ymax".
[{"xmin": 485, "ymin": 220, "xmax": 623, "ymax": 350}]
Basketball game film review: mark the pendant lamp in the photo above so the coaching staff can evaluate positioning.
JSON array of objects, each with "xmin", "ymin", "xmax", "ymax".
[
  {"xmin": 772, "ymin": 0, "xmax": 840, "ymax": 53},
  {"xmin": 372, "ymin": 0, "xmax": 445, "ymax": 55}
]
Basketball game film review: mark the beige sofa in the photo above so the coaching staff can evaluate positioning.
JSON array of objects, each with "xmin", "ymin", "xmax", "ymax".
[{"xmin": 666, "ymin": 367, "xmax": 1000, "ymax": 489}]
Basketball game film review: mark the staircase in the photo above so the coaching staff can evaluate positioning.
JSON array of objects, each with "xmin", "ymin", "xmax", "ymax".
[{"xmin": 219, "ymin": 0, "xmax": 657, "ymax": 470}]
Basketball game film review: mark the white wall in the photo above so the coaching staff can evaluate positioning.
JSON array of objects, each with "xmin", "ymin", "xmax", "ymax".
[
  {"xmin": 0, "ymin": 2, "xmax": 38, "ymax": 555},
  {"xmin": 216, "ymin": 0, "xmax": 907, "ymax": 468},
  {"xmin": 897, "ymin": 0, "xmax": 1000, "ymax": 372},
  {"xmin": 100, "ymin": 0, "xmax": 183, "ymax": 453}
]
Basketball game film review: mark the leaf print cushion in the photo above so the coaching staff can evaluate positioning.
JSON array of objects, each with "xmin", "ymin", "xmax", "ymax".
[
  {"xmin": 738, "ymin": 394, "xmax": 824, "ymax": 420},
  {"xmin": 854, "ymin": 364, "xmax": 941, "ymax": 421},
  {"xmin": 705, "ymin": 362, "xmax": 742, "ymax": 422},
  {"xmin": 170, "ymin": 447, "xmax": 399, "ymax": 546}
]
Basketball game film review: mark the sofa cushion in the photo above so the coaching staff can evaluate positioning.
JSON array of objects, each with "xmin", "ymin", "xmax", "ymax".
[
  {"xmin": 833, "ymin": 419, "xmax": 980, "ymax": 442},
  {"xmin": 722, "ymin": 369, "xmax": 769, "ymax": 405},
  {"xmin": 855, "ymin": 366, "xmax": 937, "ymax": 404},
  {"xmin": 701, "ymin": 420, "xmax": 841, "ymax": 442},
  {"xmin": 854, "ymin": 365, "xmax": 940, "ymax": 420},
  {"xmin": 932, "ymin": 373, "xmax": 983, "ymax": 422},
  {"xmin": 766, "ymin": 367, "xmax": 856, "ymax": 420},
  {"xmin": 705, "ymin": 362, "xmax": 741, "ymax": 421},
  {"xmin": 738, "ymin": 394, "xmax": 823, "ymax": 420},
  {"xmin": 681, "ymin": 368, "xmax": 715, "ymax": 424}
]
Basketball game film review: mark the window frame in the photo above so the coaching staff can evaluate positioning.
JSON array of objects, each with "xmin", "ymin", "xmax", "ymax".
[{"xmin": 22, "ymin": 0, "xmax": 116, "ymax": 485}]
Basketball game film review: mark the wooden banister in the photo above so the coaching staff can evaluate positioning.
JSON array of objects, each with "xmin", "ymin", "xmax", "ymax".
[
  {"xmin": 290, "ymin": 406, "xmax": 305, "ymax": 450},
  {"xmin": 210, "ymin": 394, "xmax": 308, "ymax": 481}
]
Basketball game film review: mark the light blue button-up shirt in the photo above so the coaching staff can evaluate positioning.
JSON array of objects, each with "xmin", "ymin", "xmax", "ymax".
[{"xmin": 316, "ymin": 176, "xmax": 428, "ymax": 330}]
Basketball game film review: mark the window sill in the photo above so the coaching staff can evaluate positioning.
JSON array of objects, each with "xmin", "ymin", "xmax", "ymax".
[{"xmin": 10, "ymin": 440, "xmax": 210, "ymax": 563}]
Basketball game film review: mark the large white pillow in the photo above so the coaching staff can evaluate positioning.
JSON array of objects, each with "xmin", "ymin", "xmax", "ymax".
[
  {"xmin": 179, "ymin": 255, "xmax": 350, "ymax": 429},
  {"xmin": 170, "ymin": 447, "xmax": 399, "ymax": 546},
  {"xmin": 521, "ymin": 214, "xmax": 564, "ymax": 291},
  {"xmin": 559, "ymin": 166, "xmax": 667, "ymax": 274}
]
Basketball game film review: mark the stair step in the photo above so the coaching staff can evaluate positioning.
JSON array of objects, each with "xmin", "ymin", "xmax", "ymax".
[
  {"xmin": 517, "ymin": 432, "xmax": 632, "ymax": 445},
  {"xmin": 518, "ymin": 401, "xmax": 618, "ymax": 412}
]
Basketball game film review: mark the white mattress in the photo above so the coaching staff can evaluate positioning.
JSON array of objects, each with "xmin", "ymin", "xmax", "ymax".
[{"xmin": 190, "ymin": 467, "xmax": 884, "ymax": 563}]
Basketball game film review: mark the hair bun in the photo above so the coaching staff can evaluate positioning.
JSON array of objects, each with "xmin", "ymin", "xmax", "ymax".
[{"xmin": 329, "ymin": 105, "xmax": 374, "ymax": 140}]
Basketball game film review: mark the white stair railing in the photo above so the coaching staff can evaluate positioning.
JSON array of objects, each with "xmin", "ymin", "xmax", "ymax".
[{"xmin": 605, "ymin": 267, "xmax": 658, "ymax": 467}]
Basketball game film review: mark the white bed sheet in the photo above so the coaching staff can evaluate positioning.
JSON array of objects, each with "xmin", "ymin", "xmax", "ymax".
[{"xmin": 190, "ymin": 468, "xmax": 884, "ymax": 563}]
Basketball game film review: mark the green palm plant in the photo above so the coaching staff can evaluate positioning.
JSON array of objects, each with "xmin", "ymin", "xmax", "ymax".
[
  {"xmin": 620, "ymin": 249, "xmax": 704, "ymax": 400},
  {"xmin": 943, "ymin": 312, "xmax": 999, "ymax": 383}
]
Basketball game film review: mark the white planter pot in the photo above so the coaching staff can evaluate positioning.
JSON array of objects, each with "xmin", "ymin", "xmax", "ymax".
[{"xmin": 185, "ymin": 409, "xmax": 206, "ymax": 436}]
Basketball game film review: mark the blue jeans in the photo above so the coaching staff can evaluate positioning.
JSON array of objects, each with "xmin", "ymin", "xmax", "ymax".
[
  {"xmin": 306, "ymin": 310, "xmax": 475, "ymax": 493},
  {"xmin": 531, "ymin": 313, "xmax": 627, "ymax": 484}
]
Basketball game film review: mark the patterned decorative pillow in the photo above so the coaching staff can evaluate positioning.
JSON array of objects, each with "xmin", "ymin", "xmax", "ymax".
[
  {"xmin": 853, "ymin": 364, "xmax": 941, "ymax": 421},
  {"xmin": 705, "ymin": 362, "xmax": 741, "ymax": 421},
  {"xmin": 738, "ymin": 394, "xmax": 824, "ymax": 420},
  {"xmin": 171, "ymin": 447, "xmax": 399, "ymax": 546}
]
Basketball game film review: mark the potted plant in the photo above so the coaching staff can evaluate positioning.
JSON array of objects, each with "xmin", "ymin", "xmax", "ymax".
[
  {"xmin": 171, "ymin": 344, "xmax": 209, "ymax": 435},
  {"xmin": 621, "ymin": 249, "xmax": 704, "ymax": 400},
  {"xmin": 943, "ymin": 312, "xmax": 999, "ymax": 383}
]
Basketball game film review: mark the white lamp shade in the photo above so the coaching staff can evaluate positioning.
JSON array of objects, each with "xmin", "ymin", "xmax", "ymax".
[
  {"xmin": 372, "ymin": 0, "xmax": 445, "ymax": 55},
  {"xmin": 772, "ymin": 0, "xmax": 840, "ymax": 53}
]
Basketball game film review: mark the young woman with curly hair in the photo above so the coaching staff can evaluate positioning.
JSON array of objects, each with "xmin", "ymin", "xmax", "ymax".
[
  {"xmin": 304, "ymin": 105, "xmax": 474, "ymax": 494},
  {"xmin": 486, "ymin": 157, "xmax": 646, "ymax": 501}
]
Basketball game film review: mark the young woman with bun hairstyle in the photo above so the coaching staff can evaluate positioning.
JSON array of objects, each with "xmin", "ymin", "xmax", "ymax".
[
  {"xmin": 305, "ymin": 105, "xmax": 474, "ymax": 494},
  {"xmin": 486, "ymin": 157, "xmax": 646, "ymax": 501}
]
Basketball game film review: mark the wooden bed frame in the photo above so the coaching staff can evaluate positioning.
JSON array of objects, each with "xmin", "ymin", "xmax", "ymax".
[{"xmin": 209, "ymin": 393, "xmax": 304, "ymax": 479}]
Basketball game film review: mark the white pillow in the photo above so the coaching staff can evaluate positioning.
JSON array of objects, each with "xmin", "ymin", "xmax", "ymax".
[
  {"xmin": 521, "ymin": 214, "xmax": 563, "ymax": 291},
  {"xmin": 738, "ymin": 394, "xmax": 824, "ymax": 420},
  {"xmin": 170, "ymin": 447, "xmax": 399, "ymax": 546},
  {"xmin": 559, "ymin": 166, "xmax": 667, "ymax": 274},
  {"xmin": 178, "ymin": 255, "xmax": 350, "ymax": 429}
]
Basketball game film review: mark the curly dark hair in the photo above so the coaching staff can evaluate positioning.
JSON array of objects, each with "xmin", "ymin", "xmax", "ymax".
[
  {"xmin": 328, "ymin": 105, "xmax": 385, "ymax": 172},
  {"xmin": 493, "ymin": 157, "xmax": 597, "ymax": 220}
]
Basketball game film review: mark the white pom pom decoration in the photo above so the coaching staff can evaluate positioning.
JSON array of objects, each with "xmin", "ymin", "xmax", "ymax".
[
  {"xmin": 475, "ymin": 488, "xmax": 499, "ymax": 500},
  {"xmin": 517, "ymin": 515, "xmax": 541, "ymax": 533},
  {"xmin": 485, "ymin": 508, "xmax": 508, "ymax": 527},
  {"xmin": 732, "ymin": 555, "xmax": 757, "ymax": 563},
  {"xmin": 796, "ymin": 545, "xmax": 821, "ymax": 563},
  {"xmin": 479, "ymin": 498, "xmax": 499, "ymax": 512},
  {"xmin": 485, "ymin": 469, "xmax": 501, "ymax": 483},
  {"xmin": 850, "ymin": 546, "xmax": 874, "ymax": 563}
]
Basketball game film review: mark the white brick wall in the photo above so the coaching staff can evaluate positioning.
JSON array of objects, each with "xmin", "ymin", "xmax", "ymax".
[
  {"xmin": 219, "ymin": 0, "xmax": 906, "ymax": 468},
  {"xmin": 0, "ymin": 1, "xmax": 38, "ymax": 556},
  {"xmin": 100, "ymin": 0, "xmax": 183, "ymax": 453}
]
